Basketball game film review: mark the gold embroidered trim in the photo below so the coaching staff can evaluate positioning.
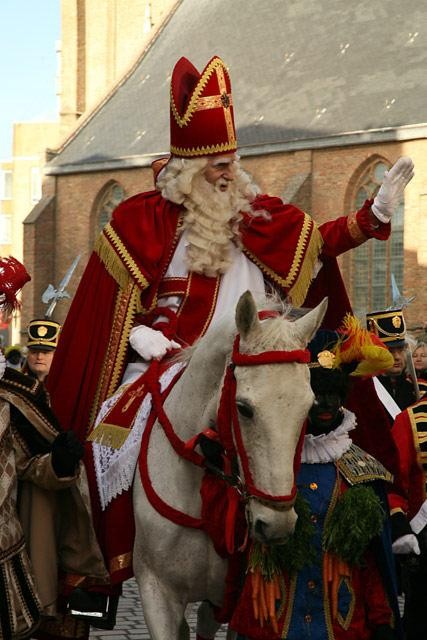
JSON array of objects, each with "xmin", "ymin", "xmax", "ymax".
[
  {"xmin": 336, "ymin": 576, "xmax": 356, "ymax": 630},
  {"xmin": 96, "ymin": 224, "xmax": 149, "ymax": 290},
  {"xmin": 199, "ymin": 277, "xmax": 220, "ymax": 337},
  {"xmin": 87, "ymin": 422, "xmax": 131, "ymax": 449},
  {"xmin": 170, "ymin": 140, "xmax": 237, "ymax": 157},
  {"xmin": 196, "ymin": 94, "xmax": 233, "ymax": 110},
  {"xmin": 0, "ymin": 388, "xmax": 58, "ymax": 442},
  {"xmin": 109, "ymin": 552, "xmax": 132, "ymax": 574},
  {"xmin": 281, "ymin": 574, "xmax": 297, "ymax": 638},
  {"xmin": 337, "ymin": 444, "xmax": 393, "ymax": 485},
  {"xmin": 171, "ymin": 57, "xmax": 230, "ymax": 127},
  {"xmin": 88, "ymin": 283, "xmax": 141, "ymax": 433},
  {"xmin": 244, "ymin": 214, "xmax": 323, "ymax": 307},
  {"xmin": 390, "ymin": 507, "xmax": 405, "ymax": 515},
  {"xmin": 347, "ymin": 210, "xmax": 368, "ymax": 245},
  {"xmin": 408, "ymin": 407, "xmax": 427, "ymax": 499},
  {"xmin": 216, "ymin": 65, "xmax": 236, "ymax": 147},
  {"xmin": 367, "ymin": 317, "xmax": 406, "ymax": 341},
  {"xmin": 287, "ymin": 220, "xmax": 323, "ymax": 307},
  {"xmin": 323, "ymin": 473, "xmax": 341, "ymax": 639}
]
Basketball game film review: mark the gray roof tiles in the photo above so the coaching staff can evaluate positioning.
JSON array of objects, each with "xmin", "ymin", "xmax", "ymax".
[{"xmin": 47, "ymin": 0, "xmax": 427, "ymax": 173}]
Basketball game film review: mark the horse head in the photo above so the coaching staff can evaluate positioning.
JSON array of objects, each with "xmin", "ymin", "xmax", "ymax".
[{"xmin": 222, "ymin": 291, "xmax": 327, "ymax": 544}]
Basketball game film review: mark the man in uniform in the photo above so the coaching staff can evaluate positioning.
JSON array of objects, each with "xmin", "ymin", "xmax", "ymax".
[
  {"xmin": 22, "ymin": 319, "xmax": 61, "ymax": 383},
  {"xmin": 48, "ymin": 55, "xmax": 413, "ymax": 610},
  {"xmin": 387, "ymin": 391, "xmax": 427, "ymax": 640},
  {"xmin": 367, "ymin": 309, "xmax": 416, "ymax": 414}
]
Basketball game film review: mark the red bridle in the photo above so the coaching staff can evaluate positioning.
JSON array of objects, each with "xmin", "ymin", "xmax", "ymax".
[
  {"xmin": 138, "ymin": 317, "xmax": 311, "ymax": 543},
  {"xmin": 216, "ymin": 333, "xmax": 310, "ymax": 507}
]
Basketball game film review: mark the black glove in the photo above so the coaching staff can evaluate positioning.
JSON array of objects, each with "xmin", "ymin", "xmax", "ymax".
[
  {"xmin": 51, "ymin": 431, "xmax": 84, "ymax": 477},
  {"xmin": 390, "ymin": 511, "xmax": 412, "ymax": 542},
  {"xmin": 417, "ymin": 523, "xmax": 427, "ymax": 571},
  {"xmin": 371, "ymin": 624, "xmax": 398, "ymax": 640}
]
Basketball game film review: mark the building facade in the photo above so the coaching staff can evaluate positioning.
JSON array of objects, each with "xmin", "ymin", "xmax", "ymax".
[{"xmin": 23, "ymin": 0, "xmax": 427, "ymax": 337}]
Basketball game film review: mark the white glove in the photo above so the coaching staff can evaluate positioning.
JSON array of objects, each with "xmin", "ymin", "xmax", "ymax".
[
  {"xmin": 129, "ymin": 325, "xmax": 180, "ymax": 361},
  {"xmin": 372, "ymin": 157, "xmax": 414, "ymax": 223},
  {"xmin": 392, "ymin": 533, "xmax": 420, "ymax": 555}
]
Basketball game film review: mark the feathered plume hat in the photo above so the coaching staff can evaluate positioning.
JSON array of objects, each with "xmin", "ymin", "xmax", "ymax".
[
  {"xmin": 309, "ymin": 314, "xmax": 394, "ymax": 377},
  {"xmin": 0, "ymin": 256, "xmax": 31, "ymax": 314}
]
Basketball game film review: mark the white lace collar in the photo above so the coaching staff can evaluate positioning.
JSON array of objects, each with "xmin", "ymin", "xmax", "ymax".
[{"xmin": 301, "ymin": 408, "xmax": 356, "ymax": 464}]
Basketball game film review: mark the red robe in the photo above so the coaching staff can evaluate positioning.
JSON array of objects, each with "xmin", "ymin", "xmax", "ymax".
[
  {"xmin": 388, "ymin": 395, "xmax": 427, "ymax": 520},
  {"xmin": 48, "ymin": 190, "xmax": 399, "ymax": 583}
]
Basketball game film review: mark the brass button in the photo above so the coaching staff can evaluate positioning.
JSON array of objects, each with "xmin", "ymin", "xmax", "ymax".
[
  {"xmin": 307, "ymin": 580, "xmax": 316, "ymax": 590},
  {"xmin": 310, "ymin": 514, "xmax": 318, "ymax": 524},
  {"xmin": 304, "ymin": 614, "xmax": 312, "ymax": 623},
  {"xmin": 309, "ymin": 482, "xmax": 318, "ymax": 490}
]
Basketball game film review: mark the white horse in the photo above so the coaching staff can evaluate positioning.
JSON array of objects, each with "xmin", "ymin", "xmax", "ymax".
[{"xmin": 133, "ymin": 291, "xmax": 327, "ymax": 639}]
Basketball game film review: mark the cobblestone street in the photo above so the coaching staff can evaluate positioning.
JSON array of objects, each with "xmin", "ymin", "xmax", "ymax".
[
  {"xmin": 88, "ymin": 578, "xmax": 404, "ymax": 639},
  {"xmin": 89, "ymin": 579, "xmax": 228, "ymax": 639}
]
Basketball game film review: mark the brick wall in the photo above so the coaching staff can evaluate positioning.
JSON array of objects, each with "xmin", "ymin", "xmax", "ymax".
[{"xmin": 23, "ymin": 138, "xmax": 427, "ymax": 331}]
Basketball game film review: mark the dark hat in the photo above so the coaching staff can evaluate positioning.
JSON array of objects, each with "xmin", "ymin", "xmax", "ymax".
[
  {"xmin": 366, "ymin": 308, "xmax": 406, "ymax": 348},
  {"xmin": 27, "ymin": 319, "xmax": 61, "ymax": 351}
]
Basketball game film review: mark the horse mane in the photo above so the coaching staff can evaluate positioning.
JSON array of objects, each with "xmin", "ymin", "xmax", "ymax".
[{"xmin": 174, "ymin": 293, "xmax": 312, "ymax": 365}]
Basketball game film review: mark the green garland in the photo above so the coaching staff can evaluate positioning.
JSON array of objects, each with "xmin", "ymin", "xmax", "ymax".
[
  {"xmin": 249, "ymin": 484, "xmax": 385, "ymax": 577},
  {"xmin": 249, "ymin": 492, "xmax": 316, "ymax": 579},
  {"xmin": 323, "ymin": 484, "xmax": 385, "ymax": 566}
]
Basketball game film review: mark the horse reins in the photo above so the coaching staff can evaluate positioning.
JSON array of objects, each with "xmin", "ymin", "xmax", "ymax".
[
  {"xmin": 216, "ymin": 333, "xmax": 310, "ymax": 510},
  {"xmin": 139, "ymin": 319, "xmax": 311, "ymax": 535}
]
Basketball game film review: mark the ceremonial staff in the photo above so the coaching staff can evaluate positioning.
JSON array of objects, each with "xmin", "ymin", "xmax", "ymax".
[
  {"xmin": 390, "ymin": 273, "xmax": 420, "ymax": 401},
  {"xmin": 41, "ymin": 255, "xmax": 81, "ymax": 318}
]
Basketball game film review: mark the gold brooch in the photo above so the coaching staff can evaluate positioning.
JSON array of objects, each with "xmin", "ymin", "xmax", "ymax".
[
  {"xmin": 317, "ymin": 350, "xmax": 336, "ymax": 369},
  {"xmin": 221, "ymin": 92, "xmax": 230, "ymax": 108},
  {"xmin": 392, "ymin": 315, "xmax": 402, "ymax": 328}
]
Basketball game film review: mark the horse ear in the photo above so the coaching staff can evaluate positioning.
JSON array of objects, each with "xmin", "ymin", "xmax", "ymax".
[
  {"xmin": 293, "ymin": 297, "xmax": 328, "ymax": 345},
  {"xmin": 236, "ymin": 291, "xmax": 261, "ymax": 339}
]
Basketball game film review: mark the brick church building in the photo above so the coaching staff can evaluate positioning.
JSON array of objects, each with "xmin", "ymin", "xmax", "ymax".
[{"xmin": 23, "ymin": 0, "xmax": 427, "ymax": 333}]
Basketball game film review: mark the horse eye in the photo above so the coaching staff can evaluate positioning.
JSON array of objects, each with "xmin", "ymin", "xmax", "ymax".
[{"xmin": 236, "ymin": 400, "xmax": 254, "ymax": 419}]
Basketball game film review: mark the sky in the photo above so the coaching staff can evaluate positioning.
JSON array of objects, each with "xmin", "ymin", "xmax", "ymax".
[{"xmin": 0, "ymin": 0, "xmax": 60, "ymax": 159}]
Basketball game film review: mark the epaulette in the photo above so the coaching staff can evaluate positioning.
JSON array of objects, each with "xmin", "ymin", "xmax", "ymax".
[{"xmin": 337, "ymin": 443, "xmax": 393, "ymax": 485}]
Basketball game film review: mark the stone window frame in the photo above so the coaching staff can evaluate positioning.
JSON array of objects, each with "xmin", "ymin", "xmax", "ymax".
[
  {"xmin": 91, "ymin": 180, "xmax": 126, "ymax": 244},
  {"xmin": 348, "ymin": 158, "xmax": 404, "ymax": 317}
]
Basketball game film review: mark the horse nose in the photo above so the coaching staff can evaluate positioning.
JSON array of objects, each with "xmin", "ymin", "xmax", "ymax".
[
  {"xmin": 251, "ymin": 506, "xmax": 298, "ymax": 543},
  {"xmin": 254, "ymin": 518, "xmax": 268, "ymax": 541}
]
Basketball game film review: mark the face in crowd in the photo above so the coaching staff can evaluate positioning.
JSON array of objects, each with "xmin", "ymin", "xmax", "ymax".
[
  {"xmin": 413, "ymin": 344, "xmax": 427, "ymax": 376},
  {"xmin": 386, "ymin": 346, "xmax": 407, "ymax": 376},
  {"xmin": 26, "ymin": 348, "xmax": 54, "ymax": 382}
]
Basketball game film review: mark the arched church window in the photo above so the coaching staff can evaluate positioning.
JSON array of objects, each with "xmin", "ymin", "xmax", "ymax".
[
  {"xmin": 351, "ymin": 160, "xmax": 404, "ymax": 316},
  {"xmin": 96, "ymin": 182, "xmax": 125, "ymax": 234}
]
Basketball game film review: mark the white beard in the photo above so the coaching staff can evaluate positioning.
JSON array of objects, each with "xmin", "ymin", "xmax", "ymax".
[
  {"xmin": 157, "ymin": 157, "xmax": 262, "ymax": 277},
  {"xmin": 182, "ymin": 174, "xmax": 244, "ymax": 277}
]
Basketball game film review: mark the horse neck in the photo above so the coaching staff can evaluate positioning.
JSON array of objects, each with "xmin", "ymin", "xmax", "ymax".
[{"xmin": 164, "ymin": 325, "xmax": 234, "ymax": 439}]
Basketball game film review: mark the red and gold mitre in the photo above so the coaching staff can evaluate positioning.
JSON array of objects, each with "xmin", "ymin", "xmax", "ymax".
[{"xmin": 170, "ymin": 56, "xmax": 237, "ymax": 158}]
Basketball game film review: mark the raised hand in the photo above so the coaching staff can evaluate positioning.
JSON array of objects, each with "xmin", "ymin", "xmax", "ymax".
[{"xmin": 372, "ymin": 157, "xmax": 414, "ymax": 223}]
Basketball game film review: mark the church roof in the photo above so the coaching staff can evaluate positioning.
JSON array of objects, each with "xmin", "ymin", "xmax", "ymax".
[{"xmin": 47, "ymin": 0, "xmax": 427, "ymax": 175}]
